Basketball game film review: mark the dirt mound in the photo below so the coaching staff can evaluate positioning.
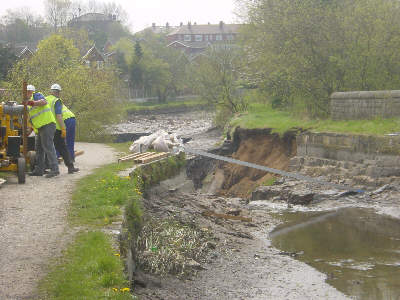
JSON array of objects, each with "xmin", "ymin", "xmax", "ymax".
[{"xmin": 219, "ymin": 128, "xmax": 297, "ymax": 198}]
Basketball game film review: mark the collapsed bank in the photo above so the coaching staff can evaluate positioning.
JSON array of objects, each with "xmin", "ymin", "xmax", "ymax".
[{"xmin": 115, "ymin": 94, "xmax": 400, "ymax": 299}]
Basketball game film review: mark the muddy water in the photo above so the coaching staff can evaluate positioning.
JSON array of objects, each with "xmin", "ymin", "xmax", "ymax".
[{"xmin": 270, "ymin": 208, "xmax": 400, "ymax": 299}]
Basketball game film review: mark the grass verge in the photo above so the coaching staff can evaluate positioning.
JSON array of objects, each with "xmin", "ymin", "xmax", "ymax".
[
  {"xmin": 40, "ymin": 144, "xmax": 143, "ymax": 299},
  {"xmin": 40, "ymin": 232, "xmax": 132, "ymax": 300},
  {"xmin": 229, "ymin": 103, "xmax": 400, "ymax": 136},
  {"xmin": 69, "ymin": 162, "xmax": 142, "ymax": 226}
]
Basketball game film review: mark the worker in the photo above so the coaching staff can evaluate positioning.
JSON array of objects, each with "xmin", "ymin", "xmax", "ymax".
[
  {"xmin": 25, "ymin": 84, "xmax": 60, "ymax": 178},
  {"xmin": 58, "ymin": 96, "xmax": 77, "ymax": 161},
  {"xmin": 46, "ymin": 84, "xmax": 79, "ymax": 174}
]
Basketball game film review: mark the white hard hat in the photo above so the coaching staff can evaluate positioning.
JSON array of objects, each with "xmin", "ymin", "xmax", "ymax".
[
  {"xmin": 27, "ymin": 85, "xmax": 35, "ymax": 91},
  {"xmin": 51, "ymin": 83, "xmax": 62, "ymax": 91}
]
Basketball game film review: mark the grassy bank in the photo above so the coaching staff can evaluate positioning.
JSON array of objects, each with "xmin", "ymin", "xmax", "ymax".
[
  {"xmin": 229, "ymin": 103, "xmax": 400, "ymax": 136},
  {"xmin": 40, "ymin": 145, "xmax": 142, "ymax": 299}
]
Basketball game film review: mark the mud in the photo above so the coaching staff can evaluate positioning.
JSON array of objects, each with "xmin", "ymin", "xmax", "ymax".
[{"xmin": 133, "ymin": 172, "xmax": 348, "ymax": 300}]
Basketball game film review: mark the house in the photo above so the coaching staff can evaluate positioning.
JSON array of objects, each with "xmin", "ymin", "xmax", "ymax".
[
  {"xmin": 166, "ymin": 21, "xmax": 241, "ymax": 56},
  {"xmin": 82, "ymin": 45, "xmax": 105, "ymax": 69}
]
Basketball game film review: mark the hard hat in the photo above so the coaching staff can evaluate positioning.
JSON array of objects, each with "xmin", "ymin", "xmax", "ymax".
[
  {"xmin": 51, "ymin": 83, "xmax": 62, "ymax": 91},
  {"xmin": 27, "ymin": 85, "xmax": 35, "ymax": 91}
]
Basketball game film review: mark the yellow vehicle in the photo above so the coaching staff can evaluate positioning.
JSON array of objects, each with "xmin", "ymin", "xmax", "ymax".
[{"xmin": 0, "ymin": 101, "xmax": 34, "ymax": 183}]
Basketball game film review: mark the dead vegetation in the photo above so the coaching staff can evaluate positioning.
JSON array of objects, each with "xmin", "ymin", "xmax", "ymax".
[{"xmin": 133, "ymin": 216, "xmax": 212, "ymax": 278}]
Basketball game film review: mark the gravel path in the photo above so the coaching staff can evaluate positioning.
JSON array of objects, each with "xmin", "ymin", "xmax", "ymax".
[{"xmin": 0, "ymin": 143, "xmax": 115, "ymax": 300}]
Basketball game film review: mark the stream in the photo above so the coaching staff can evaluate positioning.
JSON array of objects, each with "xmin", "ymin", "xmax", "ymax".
[{"xmin": 271, "ymin": 207, "xmax": 400, "ymax": 299}]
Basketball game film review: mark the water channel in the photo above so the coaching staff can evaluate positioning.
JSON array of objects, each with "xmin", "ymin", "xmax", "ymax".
[{"xmin": 270, "ymin": 208, "xmax": 400, "ymax": 300}]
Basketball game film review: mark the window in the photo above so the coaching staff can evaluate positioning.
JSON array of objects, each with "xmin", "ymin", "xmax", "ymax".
[
  {"xmin": 216, "ymin": 34, "xmax": 222, "ymax": 41},
  {"xmin": 205, "ymin": 35, "xmax": 209, "ymax": 41},
  {"xmin": 195, "ymin": 35, "xmax": 203, "ymax": 41},
  {"xmin": 184, "ymin": 35, "xmax": 191, "ymax": 41},
  {"xmin": 227, "ymin": 34, "xmax": 234, "ymax": 41}
]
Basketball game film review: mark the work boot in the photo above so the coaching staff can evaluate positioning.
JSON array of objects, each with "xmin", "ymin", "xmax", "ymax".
[
  {"xmin": 45, "ymin": 170, "xmax": 60, "ymax": 178},
  {"xmin": 68, "ymin": 166, "xmax": 80, "ymax": 174}
]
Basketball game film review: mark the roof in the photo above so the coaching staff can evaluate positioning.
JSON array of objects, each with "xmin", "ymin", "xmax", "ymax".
[
  {"xmin": 167, "ymin": 23, "xmax": 241, "ymax": 36},
  {"xmin": 167, "ymin": 40, "xmax": 211, "ymax": 49},
  {"xmin": 82, "ymin": 45, "xmax": 104, "ymax": 62},
  {"xmin": 69, "ymin": 13, "xmax": 114, "ymax": 24}
]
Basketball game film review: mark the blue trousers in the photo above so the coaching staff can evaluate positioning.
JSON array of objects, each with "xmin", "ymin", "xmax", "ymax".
[{"xmin": 57, "ymin": 117, "xmax": 76, "ymax": 160}]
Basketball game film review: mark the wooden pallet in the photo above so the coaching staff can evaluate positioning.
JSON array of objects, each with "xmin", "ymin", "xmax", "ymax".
[{"xmin": 118, "ymin": 152, "xmax": 169, "ymax": 164}]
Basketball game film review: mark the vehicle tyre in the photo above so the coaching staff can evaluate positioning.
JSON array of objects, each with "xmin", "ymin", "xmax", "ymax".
[{"xmin": 17, "ymin": 157, "xmax": 26, "ymax": 184}]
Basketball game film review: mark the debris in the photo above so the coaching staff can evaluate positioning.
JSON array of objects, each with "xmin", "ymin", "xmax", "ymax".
[
  {"xmin": 369, "ymin": 184, "xmax": 397, "ymax": 196},
  {"xmin": 202, "ymin": 210, "xmax": 252, "ymax": 222}
]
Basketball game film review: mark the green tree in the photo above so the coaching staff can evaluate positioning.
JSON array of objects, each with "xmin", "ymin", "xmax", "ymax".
[
  {"xmin": 0, "ymin": 45, "xmax": 17, "ymax": 82},
  {"xmin": 191, "ymin": 45, "xmax": 246, "ymax": 121},
  {"xmin": 8, "ymin": 34, "xmax": 123, "ymax": 140},
  {"xmin": 239, "ymin": 0, "xmax": 400, "ymax": 117}
]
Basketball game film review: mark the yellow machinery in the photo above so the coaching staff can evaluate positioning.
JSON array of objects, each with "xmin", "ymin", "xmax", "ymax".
[{"xmin": 0, "ymin": 100, "xmax": 34, "ymax": 183}]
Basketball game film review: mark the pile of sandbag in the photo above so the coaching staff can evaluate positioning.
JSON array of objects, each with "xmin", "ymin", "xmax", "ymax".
[{"xmin": 129, "ymin": 130, "xmax": 183, "ymax": 153}]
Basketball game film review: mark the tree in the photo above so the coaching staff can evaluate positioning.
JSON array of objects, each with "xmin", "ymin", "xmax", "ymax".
[
  {"xmin": 192, "ymin": 45, "xmax": 246, "ymax": 113},
  {"xmin": 0, "ymin": 45, "xmax": 17, "ymax": 82},
  {"xmin": 7, "ymin": 34, "xmax": 123, "ymax": 140},
  {"xmin": 238, "ymin": 0, "xmax": 400, "ymax": 117},
  {"xmin": 45, "ymin": 0, "xmax": 72, "ymax": 31}
]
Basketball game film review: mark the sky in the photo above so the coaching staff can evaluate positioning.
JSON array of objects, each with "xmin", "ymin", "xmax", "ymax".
[{"xmin": 0, "ymin": 0, "xmax": 239, "ymax": 33}]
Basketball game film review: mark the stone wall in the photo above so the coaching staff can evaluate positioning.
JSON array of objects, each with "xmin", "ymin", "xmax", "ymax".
[
  {"xmin": 331, "ymin": 90, "xmax": 400, "ymax": 120},
  {"xmin": 291, "ymin": 132, "xmax": 400, "ymax": 181}
]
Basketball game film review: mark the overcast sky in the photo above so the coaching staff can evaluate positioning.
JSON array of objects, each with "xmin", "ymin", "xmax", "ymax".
[{"xmin": 0, "ymin": 0, "xmax": 238, "ymax": 32}]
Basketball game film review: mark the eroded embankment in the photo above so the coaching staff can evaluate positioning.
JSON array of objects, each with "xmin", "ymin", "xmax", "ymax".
[{"xmin": 188, "ymin": 127, "xmax": 298, "ymax": 198}]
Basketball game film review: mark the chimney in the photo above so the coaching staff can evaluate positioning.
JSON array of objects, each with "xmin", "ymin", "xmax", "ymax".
[
  {"xmin": 180, "ymin": 22, "xmax": 183, "ymax": 27},
  {"xmin": 188, "ymin": 21, "xmax": 191, "ymax": 29},
  {"xmin": 166, "ymin": 22, "xmax": 169, "ymax": 29},
  {"xmin": 219, "ymin": 21, "xmax": 224, "ymax": 29},
  {"xmin": 152, "ymin": 23, "xmax": 156, "ymax": 29}
]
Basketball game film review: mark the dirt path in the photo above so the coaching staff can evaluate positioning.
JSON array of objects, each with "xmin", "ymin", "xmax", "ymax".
[{"xmin": 0, "ymin": 143, "xmax": 115, "ymax": 300}]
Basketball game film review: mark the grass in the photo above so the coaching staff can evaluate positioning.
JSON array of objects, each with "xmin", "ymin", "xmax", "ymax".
[
  {"xmin": 107, "ymin": 142, "xmax": 132, "ymax": 155},
  {"xmin": 41, "ymin": 154, "xmax": 143, "ymax": 299},
  {"xmin": 70, "ymin": 162, "xmax": 141, "ymax": 225},
  {"xmin": 229, "ymin": 103, "xmax": 400, "ymax": 136},
  {"xmin": 40, "ymin": 231, "xmax": 132, "ymax": 300}
]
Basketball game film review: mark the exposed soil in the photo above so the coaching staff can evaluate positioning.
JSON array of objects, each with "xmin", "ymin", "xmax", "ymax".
[{"xmin": 0, "ymin": 143, "xmax": 115, "ymax": 300}]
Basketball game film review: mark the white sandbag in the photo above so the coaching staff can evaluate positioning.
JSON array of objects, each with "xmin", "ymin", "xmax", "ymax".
[
  {"xmin": 129, "ymin": 134, "xmax": 157, "ymax": 153},
  {"xmin": 153, "ymin": 136, "xmax": 169, "ymax": 152}
]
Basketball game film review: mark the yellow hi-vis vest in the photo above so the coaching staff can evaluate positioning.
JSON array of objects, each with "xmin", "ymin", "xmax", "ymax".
[
  {"xmin": 46, "ymin": 94, "xmax": 64, "ymax": 130},
  {"xmin": 62, "ymin": 104, "xmax": 75, "ymax": 121},
  {"xmin": 28, "ymin": 93, "xmax": 56, "ymax": 129}
]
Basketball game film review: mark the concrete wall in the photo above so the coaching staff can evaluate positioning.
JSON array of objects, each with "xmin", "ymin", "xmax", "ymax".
[{"xmin": 331, "ymin": 90, "xmax": 400, "ymax": 120}]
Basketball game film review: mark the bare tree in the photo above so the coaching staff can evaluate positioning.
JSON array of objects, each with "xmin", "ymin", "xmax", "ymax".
[{"xmin": 44, "ymin": 0, "xmax": 72, "ymax": 31}]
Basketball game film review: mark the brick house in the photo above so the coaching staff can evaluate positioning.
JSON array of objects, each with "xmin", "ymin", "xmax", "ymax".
[{"xmin": 166, "ymin": 22, "xmax": 241, "ymax": 56}]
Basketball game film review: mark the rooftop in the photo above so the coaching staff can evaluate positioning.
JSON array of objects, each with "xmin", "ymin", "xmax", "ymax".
[{"xmin": 167, "ymin": 23, "xmax": 242, "ymax": 36}]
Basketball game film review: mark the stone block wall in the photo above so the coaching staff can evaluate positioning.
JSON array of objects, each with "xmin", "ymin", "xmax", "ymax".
[
  {"xmin": 292, "ymin": 132, "xmax": 400, "ymax": 180},
  {"xmin": 331, "ymin": 90, "xmax": 400, "ymax": 120}
]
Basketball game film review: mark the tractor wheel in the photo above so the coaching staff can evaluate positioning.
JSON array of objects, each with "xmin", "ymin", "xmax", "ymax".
[{"xmin": 17, "ymin": 157, "xmax": 26, "ymax": 184}]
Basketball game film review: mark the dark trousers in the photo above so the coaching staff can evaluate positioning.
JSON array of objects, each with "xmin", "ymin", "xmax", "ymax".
[
  {"xmin": 56, "ymin": 117, "xmax": 76, "ymax": 160},
  {"xmin": 54, "ymin": 129, "xmax": 73, "ymax": 168},
  {"xmin": 35, "ymin": 123, "xmax": 59, "ymax": 173},
  {"xmin": 65, "ymin": 117, "xmax": 76, "ymax": 160}
]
